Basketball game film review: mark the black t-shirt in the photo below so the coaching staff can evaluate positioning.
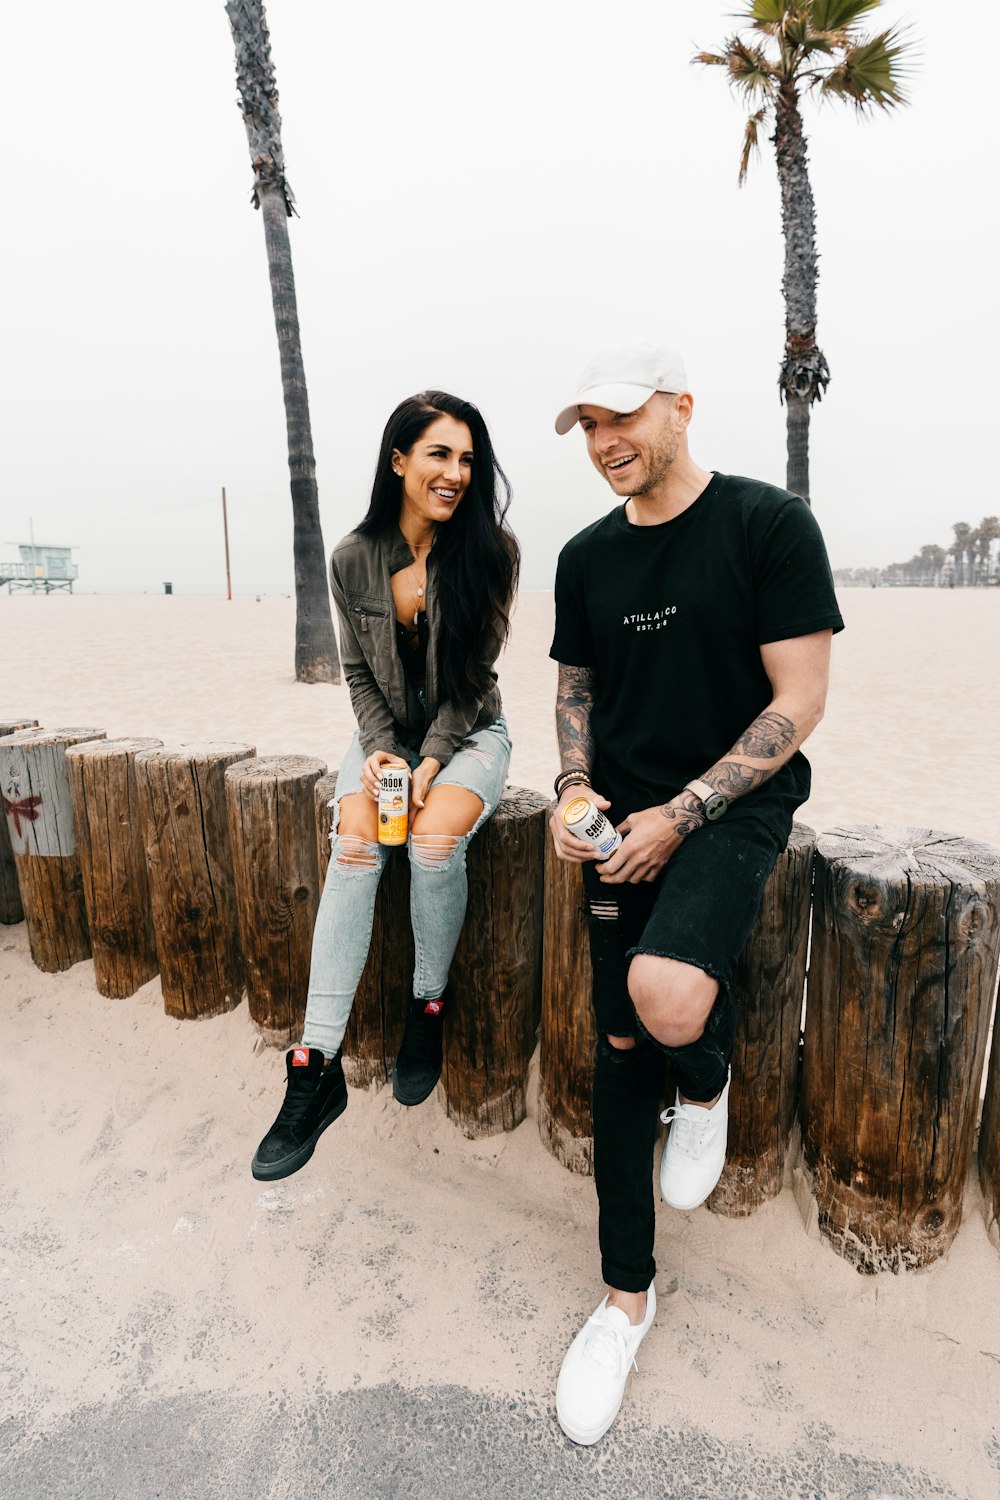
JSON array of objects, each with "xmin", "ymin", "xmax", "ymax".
[{"xmin": 549, "ymin": 472, "xmax": 845, "ymax": 829}]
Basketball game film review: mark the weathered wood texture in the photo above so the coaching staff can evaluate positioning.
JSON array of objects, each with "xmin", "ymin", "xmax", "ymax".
[
  {"xmin": 538, "ymin": 828, "xmax": 597, "ymax": 1174},
  {"xmin": 709, "ymin": 823, "xmax": 816, "ymax": 1216},
  {"xmin": 65, "ymin": 738, "xmax": 163, "ymax": 998},
  {"xmin": 442, "ymin": 787, "xmax": 548, "ymax": 1137},
  {"xmin": 802, "ymin": 825, "xmax": 1000, "ymax": 1272},
  {"xmin": 315, "ymin": 780, "xmax": 547, "ymax": 1134},
  {"xmin": 979, "ymin": 1015, "xmax": 1000, "ymax": 1248},
  {"xmin": 136, "ymin": 743, "xmax": 254, "ymax": 1019},
  {"xmin": 226, "ymin": 755, "xmax": 326, "ymax": 1046},
  {"xmin": 0, "ymin": 719, "xmax": 39, "ymax": 923},
  {"xmin": 0, "ymin": 727, "xmax": 106, "ymax": 970},
  {"xmin": 315, "ymin": 773, "xmax": 414, "ymax": 1089}
]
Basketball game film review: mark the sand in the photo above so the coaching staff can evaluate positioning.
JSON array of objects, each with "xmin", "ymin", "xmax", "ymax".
[{"xmin": 2, "ymin": 587, "xmax": 1000, "ymax": 1499}]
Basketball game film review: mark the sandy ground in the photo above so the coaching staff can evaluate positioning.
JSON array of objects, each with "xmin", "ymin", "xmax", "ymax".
[{"xmin": 2, "ymin": 588, "xmax": 1000, "ymax": 1499}]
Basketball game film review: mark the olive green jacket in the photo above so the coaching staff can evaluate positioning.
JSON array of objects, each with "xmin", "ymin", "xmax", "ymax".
[{"xmin": 330, "ymin": 525, "xmax": 505, "ymax": 767}]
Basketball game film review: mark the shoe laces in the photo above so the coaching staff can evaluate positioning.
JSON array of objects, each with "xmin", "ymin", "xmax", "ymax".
[
  {"xmin": 275, "ymin": 1069, "xmax": 325, "ymax": 1128},
  {"xmin": 659, "ymin": 1100, "xmax": 712, "ymax": 1158},
  {"xmin": 582, "ymin": 1313, "xmax": 636, "ymax": 1378}
]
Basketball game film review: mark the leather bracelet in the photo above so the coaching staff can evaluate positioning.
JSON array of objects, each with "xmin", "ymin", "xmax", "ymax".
[{"xmin": 554, "ymin": 769, "xmax": 592, "ymax": 798}]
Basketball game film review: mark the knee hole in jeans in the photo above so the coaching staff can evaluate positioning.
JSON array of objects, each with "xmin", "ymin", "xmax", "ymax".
[
  {"xmin": 409, "ymin": 833, "xmax": 462, "ymax": 871},
  {"xmin": 587, "ymin": 896, "xmax": 619, "ymax": 923},
  {"xmin": 331, "ymin": 834, "xmax": 380, "ymax": 871}
]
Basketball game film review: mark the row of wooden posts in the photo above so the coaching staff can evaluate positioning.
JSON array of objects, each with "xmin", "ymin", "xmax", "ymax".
[{"xmin": 3, "ymin": 722, "xmax": 1000, "ymax": 1276}]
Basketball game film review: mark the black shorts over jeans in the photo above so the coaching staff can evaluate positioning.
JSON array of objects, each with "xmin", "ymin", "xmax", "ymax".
[{"xmin": 582, "ymin": 809, "xmax": 791, "ymax": 1294}]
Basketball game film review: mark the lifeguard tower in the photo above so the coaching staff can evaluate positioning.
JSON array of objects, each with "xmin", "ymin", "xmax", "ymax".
[{"xmin": 0, "ymin": 543, "xmax": 79, "ymax": 594}]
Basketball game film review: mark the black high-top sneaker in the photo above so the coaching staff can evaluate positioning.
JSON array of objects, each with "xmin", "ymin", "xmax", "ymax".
[
  {"xmin": 392, "ymin": 991, "xmax": 448, "ymax": 1106},
  {"xmin": 251, "ymin": 1046, "xmax": 347, "ymax": 1181}
]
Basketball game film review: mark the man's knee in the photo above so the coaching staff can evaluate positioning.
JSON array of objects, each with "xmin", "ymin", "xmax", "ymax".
[{"xmin": 628, "ymin": 954, "xmax": 718, "ymax": 1048}]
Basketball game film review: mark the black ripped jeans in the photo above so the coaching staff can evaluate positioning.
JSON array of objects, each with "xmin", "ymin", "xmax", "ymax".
[{"xmin": 582, "ymin": 813, "xmax": 785, "ymax": 1292}]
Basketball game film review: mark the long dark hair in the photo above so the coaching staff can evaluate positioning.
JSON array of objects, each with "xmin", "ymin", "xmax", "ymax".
[{"xmin": 357, "ymin": 391, "xmax": 520, "ymax": 707}]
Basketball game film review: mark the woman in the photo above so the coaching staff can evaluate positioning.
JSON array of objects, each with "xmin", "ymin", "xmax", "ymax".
[{"xmin": 252, "ymin": 391, "xmax": 519, "ymax": 1181}]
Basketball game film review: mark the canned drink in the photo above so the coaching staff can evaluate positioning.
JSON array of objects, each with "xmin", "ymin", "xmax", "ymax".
[
  {"xmin": 377, "ymin": 761, "xmax": 411, "ymax": 846},
  {"xmin": 562, "ymin": 796, "xmax": 622, "ymax": 858}
]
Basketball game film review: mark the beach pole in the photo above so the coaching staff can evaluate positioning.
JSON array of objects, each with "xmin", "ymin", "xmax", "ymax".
[
  {"xmin": 314, "ymin": 772, "xmax": 414, "ymax": 1088},
  {"xmin": 441, "ymin": 787, "xmax": 547, "ymax": 1137},
  {"xmin": 136, "ymin": 743, "xmax": 255, "ymax": 1019},
  {"xmin": 709, "ymin": 823, "xmax": 816, "ymax": 1216},
  {"xmin": 225, "ymin": 754, "xmax": 326, "ymax": 1046},
  {"xmin": 538, "ymin": 829, "xmax": 597, "ymax": 1174},
  {"xmin": 65, "ymin": 738, "xmax": 163, "ymax": 998},
  {"xmin": 221, "ymin": 487, "xmax": 232, "ymax": 601},
  {"xmin": 0, "ymin": 727, "xmax": 106, "ymax": 969},
  {"xmin": 0, "ymin": 718, "xmax": 39, "ymax": 923},
  {"xmin": 801, "ymin": 825, "xmax": 1000, "ymax": 1271}
]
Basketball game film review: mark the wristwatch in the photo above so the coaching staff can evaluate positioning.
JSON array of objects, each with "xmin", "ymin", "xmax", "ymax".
[{"xmin": 683, "ymin": 778, "xmax": 730, "ymax": 822}]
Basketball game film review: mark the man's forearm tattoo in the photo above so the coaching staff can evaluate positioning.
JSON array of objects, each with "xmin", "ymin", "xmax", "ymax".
[
  {"xmin": 556, "ymin": 664, "xmax": 596, "ymax": 772},
  {"xmin": 735, "ymin": 711, "xmax": 797, "ymax": 760},
  {"xmin": 660, "ymin": 789, "xmax": 705, "ymax": 838},
  {"xmin": 704, "ymin": 710, "xmax": 799, "ymax": 802}
]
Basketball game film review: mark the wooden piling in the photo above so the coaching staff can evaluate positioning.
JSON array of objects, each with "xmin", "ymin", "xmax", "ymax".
[
  {"xmin": 0, "ymin": 727, "xmax": 106, "ymax": 970},
  {"xmin": 315, "ymin": 779, "xmax": 547, "ymax": 1134},
  {"xmin": 538, "ymin": 828, "xmax": 597, "ymax": 1174},
  {"xmin": 226, "ymin": 754, "xmax": 326, "ymax": 1046},
  {"xmin": 314, "ymin": 772, "xmax": 413, "ymax": 1089},
  {"xmin": 136, "ymin": 742, "xmax": 254, "ymax": 1019},
  {"xmin": 64, "ymin": 738, "xmax": 163, "ymax": 998},
  {"xmin": 979, "ymin": 1028, "xmax": 1000, "ymax": 1250},
  {"xmin": 708, "ymin": 823, "xmax": 816, "ymax": 1216},
  {"xmin": 802, "ymin": 824, "xmax": 1000, "ymax": 1272},
  {"xmin": 0, "ymin": 719, "xmax": 39, "ymax": 924},
  {"xmin": 441, "ymin": 787, "xmax": 548, "ymax": 1137}
]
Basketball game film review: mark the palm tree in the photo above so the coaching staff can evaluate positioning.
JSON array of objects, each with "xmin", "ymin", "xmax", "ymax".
[
  {"xmin": 226, "ymin": 1, "xmax": 340, "ymax": 683},
  {"xmin": 696, "ymin": 1, "xmax": 913, "ymax": 505},
  {"xmin": 951, "ymin": 521, "xmax": 972, "ymax": 585}
]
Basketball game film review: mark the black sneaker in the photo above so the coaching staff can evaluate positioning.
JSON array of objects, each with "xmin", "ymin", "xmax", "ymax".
[
  {"xmin": 392, "ymin": 992, "xmax": 447, "ymax": 1106},
  {"xmin": 251, "ymin": 1046, "xmax": 347, "ymax": 1181}
]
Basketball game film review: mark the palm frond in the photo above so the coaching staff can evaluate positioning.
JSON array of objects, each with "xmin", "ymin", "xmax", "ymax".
[
  {"xmin": 747, "ymin": 0, "xmax": 792, "ymax": 24},
  {"xmin": 693, "ymin": 49, "xmax": 730, "ymax": 67},
  {"xmin": 819, "ymin": 25, "xmax": 913, "ymax": 110},
  {"xmin": 809, "ymin": 0, "xmax": 882, "ymax": 32},
  {"xmin": 739, "ymin": 106, "xmax": 770, "ymax": 184}
]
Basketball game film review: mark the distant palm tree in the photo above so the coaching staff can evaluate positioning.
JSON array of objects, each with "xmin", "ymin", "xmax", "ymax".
[
  {"xmin": 226, "ymin": 0, "xmax": 340, "ymax": 683},
  {"xmin": 696, "ymin": 1, "xmax": 913, "ymax": 505},
  {"xmin": 951, "ymin": 521, "xmax": 972, "ymax": 585}
]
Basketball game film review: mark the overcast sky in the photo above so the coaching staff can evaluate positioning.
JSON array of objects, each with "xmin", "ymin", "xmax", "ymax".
[{"xmin": 2, "ymin": 0, "xmax": 994, "ymax": 593}]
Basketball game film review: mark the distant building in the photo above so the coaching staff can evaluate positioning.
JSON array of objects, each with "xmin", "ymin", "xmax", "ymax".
[{"xmin": 0, "ymin": 544, "xmax": 79, "ymax": 593}]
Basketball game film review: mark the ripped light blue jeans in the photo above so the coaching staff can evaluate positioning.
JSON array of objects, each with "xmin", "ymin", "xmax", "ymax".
[{"xmin": 301, "ymin": 717, "xmax": 512, "ymax": 1058}]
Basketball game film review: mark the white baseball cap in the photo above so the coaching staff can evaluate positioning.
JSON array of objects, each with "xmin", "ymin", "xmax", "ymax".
[{"xmin": 554, "ymin": 339, "xmax": 689, "ymax": 435}]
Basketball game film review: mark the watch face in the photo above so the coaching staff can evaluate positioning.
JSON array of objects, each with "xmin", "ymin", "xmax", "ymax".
[{"xmin": 703, "ymin": 793, "xmax": 728, "ymax": 822}]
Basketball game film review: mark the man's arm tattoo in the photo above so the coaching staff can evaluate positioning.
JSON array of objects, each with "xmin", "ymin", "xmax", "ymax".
[
  {"xmin": 703, "ymin": 710, "xmax": 800, "ymax": 802},
  {"xmin": 556, "ymin": 663, "xmax": 596, "ymax": 772},
  {"xmin": 735, "ymin": 711, "xmax": 796, "ymax": 759},
  {"xmin": 659, "ymin": 789, "xmax": 705, "ymax": 837}
]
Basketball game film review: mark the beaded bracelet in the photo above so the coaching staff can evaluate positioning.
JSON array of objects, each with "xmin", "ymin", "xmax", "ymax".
[{"xmin": 554, "ymin": 769, "xmax": 592, "ymax": 799}]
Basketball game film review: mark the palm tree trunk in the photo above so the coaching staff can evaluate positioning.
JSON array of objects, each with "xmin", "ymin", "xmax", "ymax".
[
  {"xmin": 785, "ymin": 397, "xmax": 810, "ymax": 505},
  {"xmin": 227, "ymin": 0, "xmax": 341, "ymax": 683},
  {"xmin": 773, "ymin": 82, "xmax": 829, "ymax": 506}
]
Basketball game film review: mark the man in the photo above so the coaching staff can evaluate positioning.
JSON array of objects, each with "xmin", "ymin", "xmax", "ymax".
[{"xmin": 548, "ymin": 339, "xmax": 843, "ymax": 1446}]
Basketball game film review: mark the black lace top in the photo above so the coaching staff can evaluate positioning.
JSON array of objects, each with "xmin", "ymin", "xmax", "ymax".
[{"xmin": 395, "ymin": 611, "xmax": 429, "ymax": 687}]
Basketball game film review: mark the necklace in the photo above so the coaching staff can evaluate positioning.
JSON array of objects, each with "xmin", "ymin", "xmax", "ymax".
[{"xmin": 402, "ymin": 536, "xmax": 432, "ymax": 624}]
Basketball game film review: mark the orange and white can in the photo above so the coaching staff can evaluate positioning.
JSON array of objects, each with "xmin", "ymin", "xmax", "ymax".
[
  {"xmin": 377, "ymin": 760, "xmax": 411, "ymax": 846},
  {"xmin": 561, "ymin": 796, "xmax": 622, "ymax": 858}
]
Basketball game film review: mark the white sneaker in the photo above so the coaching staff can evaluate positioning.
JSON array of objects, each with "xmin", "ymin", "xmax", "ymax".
[
  {"xmin": 556, "ymin": 1283, "xmax": 656, "ymax": 1445},
  {"xmin": 659, "ymin": 1070, "xmax": 731, "ymax": 1210}
]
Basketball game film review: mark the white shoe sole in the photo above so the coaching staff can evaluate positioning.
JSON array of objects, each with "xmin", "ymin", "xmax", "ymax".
[{"xmin": 556, "ymin": 1372, "xmax": 633, "ymax": 1446}]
